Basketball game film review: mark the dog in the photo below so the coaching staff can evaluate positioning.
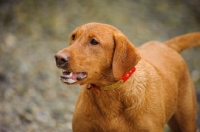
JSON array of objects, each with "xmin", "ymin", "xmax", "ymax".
[{"xmin": 55, "ymin": 22, "xmax": 199, "ymax": 132}]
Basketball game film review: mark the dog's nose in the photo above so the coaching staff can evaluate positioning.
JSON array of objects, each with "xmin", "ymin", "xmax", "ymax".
[{"xmin": 55, "ymin": 53, "xmax": 70, "ymax": 68}]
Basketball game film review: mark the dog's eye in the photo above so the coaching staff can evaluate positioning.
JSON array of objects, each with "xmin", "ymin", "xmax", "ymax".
[
  {"xmin": 90, "ymin": 39, "xmax": 99, "ymax": 45},
  {"xmin": 71, "ymin": 34, "xmax": 76, "ymax": 40}
]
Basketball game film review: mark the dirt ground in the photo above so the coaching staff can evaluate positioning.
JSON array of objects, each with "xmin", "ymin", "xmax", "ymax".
[{"xmin": 0, "ymin": 0, "xmax": 200, "ymax": 132}]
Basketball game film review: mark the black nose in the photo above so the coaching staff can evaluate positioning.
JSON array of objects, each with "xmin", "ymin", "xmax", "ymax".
[{"xmin": 55, "ymin": 53, "xmax": 70, "ymax": 68}]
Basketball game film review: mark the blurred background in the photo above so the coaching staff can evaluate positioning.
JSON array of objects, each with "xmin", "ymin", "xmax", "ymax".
[{"xmin": 0, "ymin": 0, "xmax": 200, "ymax": 132}]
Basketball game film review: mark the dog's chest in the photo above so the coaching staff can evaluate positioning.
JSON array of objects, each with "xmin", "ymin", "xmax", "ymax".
[{"xmin": 85, "ymin": 95, "xmax": 133, "ymax": 130}]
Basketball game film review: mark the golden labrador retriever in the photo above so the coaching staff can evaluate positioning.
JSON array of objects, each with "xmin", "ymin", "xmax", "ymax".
[{"xmin": 55, "ymin": 22, "xmax": 199, "ymax": 132}]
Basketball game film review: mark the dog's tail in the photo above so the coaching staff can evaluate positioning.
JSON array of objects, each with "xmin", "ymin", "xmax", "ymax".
[{"xmin": 165, "ymin": 32, "xmax": 200, "ymax": 53}]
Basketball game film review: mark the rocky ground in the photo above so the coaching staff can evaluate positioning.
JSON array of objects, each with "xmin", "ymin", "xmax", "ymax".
[{"xmin": 0, "ymin": 0, "xmax": 200, "ymax": 132}]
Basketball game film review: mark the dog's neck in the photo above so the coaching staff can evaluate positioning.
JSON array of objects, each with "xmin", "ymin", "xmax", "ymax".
[{"xmin": 87, "ymin": 66, "xmax": 136, "ymax": 94}]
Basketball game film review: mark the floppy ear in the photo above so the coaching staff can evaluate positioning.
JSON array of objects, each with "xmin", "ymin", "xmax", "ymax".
[{"xmin": 112, "ymin": 31, "xmax": 141, "ymax": 79}]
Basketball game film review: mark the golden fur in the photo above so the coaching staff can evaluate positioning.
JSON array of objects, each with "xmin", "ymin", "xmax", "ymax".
[{"xmin": 55, "ymin": 23, "xmax": 199, "ymax": 132}]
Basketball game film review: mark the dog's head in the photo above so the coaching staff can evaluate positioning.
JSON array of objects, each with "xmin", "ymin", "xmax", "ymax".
[{"xmin": 55, "ymin": 23, "xmax": 140, "ymax": 86}]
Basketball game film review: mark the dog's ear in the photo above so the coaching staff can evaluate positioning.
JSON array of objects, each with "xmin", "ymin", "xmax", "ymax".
[{"xmin": 112, "ymin": 31, "xmax": 141, "ymax": 79}]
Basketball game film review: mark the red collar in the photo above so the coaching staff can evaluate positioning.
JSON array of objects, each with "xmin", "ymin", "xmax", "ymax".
[
  {"xmin": 120, "ymin": 66, "xmax": 136, "ymax": 82},
  {"xmin": 88, "ymin": 66, "xmax": 136, "ymax": 94}
]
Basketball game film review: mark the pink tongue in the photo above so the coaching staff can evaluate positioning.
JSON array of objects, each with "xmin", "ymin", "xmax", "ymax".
[{"xmin": 71, "ymin": 73, "xmax": 78, "ymax": 80}]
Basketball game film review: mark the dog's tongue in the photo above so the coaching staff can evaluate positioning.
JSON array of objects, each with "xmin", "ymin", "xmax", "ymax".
[{"xmin": 60, "ymin": 72, "xmax": 87, "ymax": 84}]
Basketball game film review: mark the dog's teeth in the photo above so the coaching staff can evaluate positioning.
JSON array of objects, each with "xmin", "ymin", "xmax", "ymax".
[
  {"xmin": 81, "ymin": 74, "xmax": 87, "ymax": 79},
  {"xmin": 69, "ymin": 72, "xmax": 73, "ymax": 77},
  {"xmin": 67, "ymin": 79, "xmax": 76, "ymax": 83},
  {"xmin": 61, "ymin": 78, "xmax": 76, "ymax": 83}
]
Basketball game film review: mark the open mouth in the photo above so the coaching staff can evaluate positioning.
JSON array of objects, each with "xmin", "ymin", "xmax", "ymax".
[{"xmin": 60, "ymin": 70, "xmax": 87, "ymax": 84}]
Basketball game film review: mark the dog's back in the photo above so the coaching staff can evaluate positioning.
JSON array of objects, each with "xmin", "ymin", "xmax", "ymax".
[{"xmin": 137, "ymin": 32, "xmax": 200, "ymax": 79}]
